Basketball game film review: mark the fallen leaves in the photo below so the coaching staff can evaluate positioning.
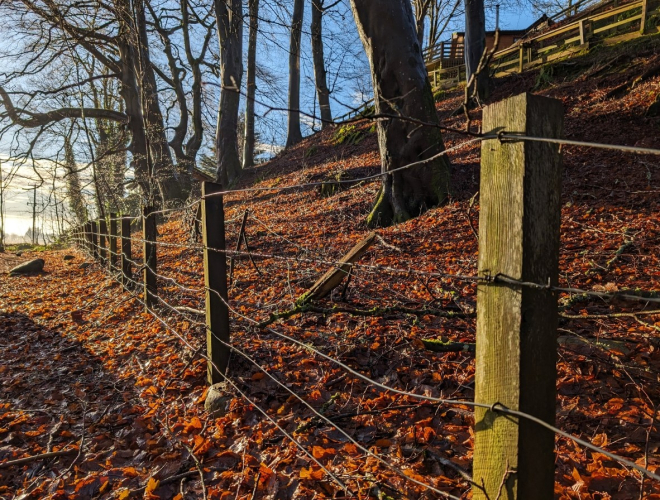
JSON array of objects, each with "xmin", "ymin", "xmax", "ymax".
[{"xmin": 1, "ymin": 56, "xmax": 660, "ymax": 498}]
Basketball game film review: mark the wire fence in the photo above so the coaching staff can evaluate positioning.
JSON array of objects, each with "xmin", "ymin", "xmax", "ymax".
[
  {"xmin": 67, "ymin": 104, "xmax": 660, "ymax": 497},
  {"xmin": 69, "ymin": 229, "xmax": 660, "ymax": 495}
]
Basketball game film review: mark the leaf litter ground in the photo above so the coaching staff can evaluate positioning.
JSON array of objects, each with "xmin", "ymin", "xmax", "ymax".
[{"xmin": 1, "ymin": 39, "xmax": 660, "ymax": 499}]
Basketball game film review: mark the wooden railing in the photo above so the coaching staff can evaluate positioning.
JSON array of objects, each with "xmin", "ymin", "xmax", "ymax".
[
  {"xmin": 334, "ymin": 0, "xmax": 657, "ymax": 125},
  {"xmin": 426, "ymin": 0, "xmax": 659, "ymax": 88},
  {"xmin": 423, "ymin": 41, "xmax": 464, "ymax": 63}
]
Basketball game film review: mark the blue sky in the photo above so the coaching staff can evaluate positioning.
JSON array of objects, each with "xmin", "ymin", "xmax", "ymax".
[{"xmin": 0, "ymin": 0, "xmax": 550, "ymax": 239}]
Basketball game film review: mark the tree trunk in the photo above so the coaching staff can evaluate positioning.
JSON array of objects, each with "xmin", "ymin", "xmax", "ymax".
[
  {"xmin": 116, "ymin": 40, "xmax": 153, "ymax": 201},
  {"xmin": 134, "ymin": 0, "xmax": 189, "ymax": 202},
  {"xmin": 350, "ymin": 0, "xmax": 451, "ymax": 228},
  {"xmin": 311, "ymin": 0, "xmax": 332, "ymax": 129},
  {"xmin": 464, "ymin": 0, "xmax": 488, "ymax": 101},
  {"xmin": 285, "ymin": 0, "xmax": 304, "ymax": 148},
  {"xmin": 243, "ymin": 0, "xmax": 259, "ymax": 168},
  {"xmin": 215, "ymin": 0, "xmax": 244, "ymax": 186},
  {"xmin": 63, "ymin": 135, "xmax": 88, "ymax": 225},
  {"xmin": 416, "ymin": 15, "xmax": 425, "ymax": 48}
]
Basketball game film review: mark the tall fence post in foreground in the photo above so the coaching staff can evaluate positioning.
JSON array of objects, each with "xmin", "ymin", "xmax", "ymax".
[
  {"xmin": 473, "ymin": 92, "xmax": 563, "ymax": 500},
  {"xmin": 121, "ymin": 217, "xmax": 132, "ymax": 289},
  {"xmin": 91, "ymin": 220, "xmax": 99, "ymax": 261},
  {"xmin": 109, "ymin": 214, "xmax": 118, "ymax": 272},
  {"xmin": 143, "ymin": 207, "xmax": 157, "ymax": 310},
  {"xmin": 202, "ymin": 181, "xmax": 230, "ymax": 385},
  {"xmin": 98, "ymin": 217, "xmax": 108, "ymax": 264}
]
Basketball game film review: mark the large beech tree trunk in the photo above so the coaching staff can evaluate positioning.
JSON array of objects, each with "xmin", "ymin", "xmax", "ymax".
[
  {"xmin": 243, "ymin": 0, "xmax": 259, "ymax": 168},
  {"xmin": 350, "ymin": 0, "xmax": 451, "ymax": 228},
  {"xmin": 311, "ymin": 0, "xmax": 332, "ymax": 128},
  {"xmin": 464, "ymin": 0, "xmax": 488, "ymax": 101},
  {"xmin": 285, "ymin": 0, "xmax": 304, "ymax": 147},
  {"xmin": 134, "ymin": 0, "xmax": 186, "ymax": 202},
  {"xmin": 215, "ymin": 0, "xmax": 244, "ymax": 186},
  {"xmin": 116, "ymin": 34, "xmax": 152, "ymax": 198}
]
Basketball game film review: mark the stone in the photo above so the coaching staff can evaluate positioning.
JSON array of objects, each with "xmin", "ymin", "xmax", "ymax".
[
  {"xmin": 9, "ymin": 258, "xmax": 44, "ymax": 275},
  {"xmin": 204, "ymin": 382, "xmax": 231, "ymax": 417},
  {"xmin": 63, "ymin": 255, "xmax": 75, "ymax": 261}
]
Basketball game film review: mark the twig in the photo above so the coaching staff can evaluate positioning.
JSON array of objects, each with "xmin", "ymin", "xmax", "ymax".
[
  {"xmin": 174, "ymin": 306, "xmax": 205, "ymax": 315},
  {"xmin": 241, "ymin": 231, "xmax": 263, "ymax": 278},
  {"xmin": 229, "ymin": 210, "xmax": 249, "ymax": 286},
  {"xmin": 494, "ymin": 460, "xmax": 515, "ymax": 500},
  {"xmin": 182, "ymin": 441, "xmax": 207, "ymax": 500},
  {"xmin": 465, "ymin": 191, "xmax": 479, "ymax": 241},
  {"xmin": 0, "ymin": 448, "xmax": 77, "ymax": 469},
  {"xmin": 559, "ymin": 309, "xmax": 660, "ymax": 319},
  {"xmin": 250, "ymin": 471, "xmax": 261, "ymax": 500}
]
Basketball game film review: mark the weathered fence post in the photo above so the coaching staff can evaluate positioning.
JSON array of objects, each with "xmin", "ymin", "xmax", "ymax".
[
  {"xmin": 121, "ymin": 217, "xmax": 132, "ymax": 289},
  {"xmin": 109, "ymin": 214, "xmax": 118, "ymax": 272},
  {"xmin": 473, "ymin": 92, "xmax": 563, "ymax": 500},
  {"xmin": 640, "ymin": 0, "xmax": 649, "ymax": 34},
  {"xmin": 143, "ymin": 207, "xmax": 157, "ymax": 310},
  {"xmin": 579, "ymin": 19, "xmax": 587, "ymax": 44},
  {"xmin": 91, "ymin": 220, "xmax": 99, "ymax": 261},
  {"xmin": 84, "ymin": 222, "xmax": 92, "ymax": 255},
  {"xmin": 202, "ymin": 181, "xmax": 230, "ymax": 384},
  {"xmin": 98, "ymin": 218, "xmax": 108, "ymax": 264}
]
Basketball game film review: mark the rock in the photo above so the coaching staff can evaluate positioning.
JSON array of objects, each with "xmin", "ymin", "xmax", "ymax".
[
  {"xmin": 9, "ymin": 258, "xmax": 44, "ymax": 275},
  {"xmin": 63, "ymin": 255, "xmax": 75, "ymax": 261},
  {"xmin": 204, "ymin": 382, "xmax": 232, "ymax": 418},
  {"xmin": 15, "ymin": 252, "xmax": 22, "ymax": 257}
]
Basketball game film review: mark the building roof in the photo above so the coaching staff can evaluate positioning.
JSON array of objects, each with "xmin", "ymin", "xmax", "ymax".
[{"xmin": 452, "ymin": 14, "xmax": 552, "ymax": 38}]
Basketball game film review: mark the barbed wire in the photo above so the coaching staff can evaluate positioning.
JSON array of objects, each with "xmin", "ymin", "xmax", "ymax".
[
  {"xmin": 112, "ymin": 265, "xmax": 465, "ymax": 498},
  {"xmin": 85, "ymin": 250, "xmax": 646, "ymax": 495},
  {"xmin": 74, "ymin": 229, "xmax": 660, "ymax": 308},
  {"xmin": 94, "ymin": 264, "xmax": 353, "ymax": 494},
  {"xmin": 497, "ymin": 133, "xmax": 660, "ymax": 156},
  {"xmin": 203, "ymin": 284, "xmax": 660, "ymax": 483},
  {"xmin": 71, "ymin": 243, "xmax": 660, "ymax": 484}
]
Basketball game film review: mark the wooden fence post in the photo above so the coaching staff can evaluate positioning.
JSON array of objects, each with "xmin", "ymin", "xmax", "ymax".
[
  {"xmin": 202, "ymin": 181, "xmax": 230, "ymax": 385},
  {"xmin": 84, "ymin": 222, "xmax": 92, "ymax": 255},
  {"xmin": 640, "ymin": 0, "xmax": 649, "ymax": 34},
  {"xmin": 579, "ymin": 19, "xmax": 586, "ymax": 44},
  {"xmin": 518, "ymin": 46, "xmax": 524, "ymax": 72},
  {"xmin": 473, "ymin": 92, "xmax": 563, "ymax": 500},
  {"xmin": 143, "ymin": 207, "xmax": 157, "ymax": 310},
  {"xmin": 98, "ymin": 218, "xmax": 108, "ymax": 264},
  {"xmin": 109, "ymin": 214, "xmax": 118, "ymax": 272},
  {"xmin": 91, "ymin": 220, "xmax": 99, "ymax": 261},
  {"xmin": 121, "ymin": 217, "xmax": 132, "ymax": 289}
]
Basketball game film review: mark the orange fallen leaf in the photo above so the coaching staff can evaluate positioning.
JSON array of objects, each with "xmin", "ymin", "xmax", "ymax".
[
  {"xmin": 300, "ymin": 467, "xmax": 325, "ymax": 480},
  {"xmin": 312, "ymin": 446, "xmax": 336, "ymax": 459},
  {"xmin": 145, "ymin": 477, "xmax": 160, "ymax": 499},
  {"xmin": 343, "ymin": 443, "xmax": 359, "ymax": 455}
]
